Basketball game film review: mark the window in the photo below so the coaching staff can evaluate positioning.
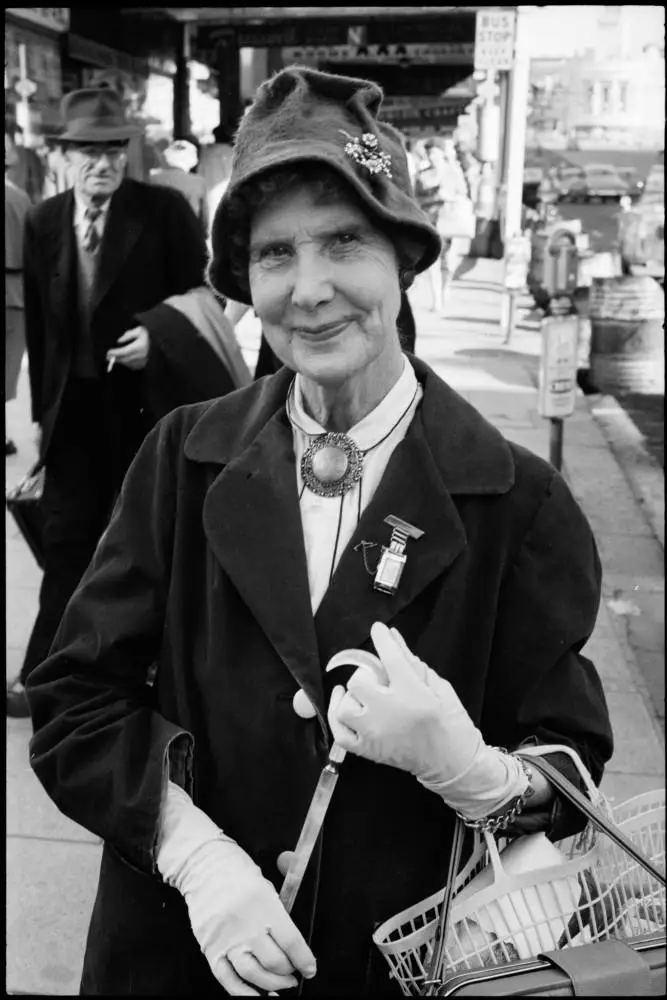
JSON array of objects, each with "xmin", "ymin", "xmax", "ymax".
[
  {"xmin": 618, "ymin": 81, "xmax": 629, "ymax": 113},
  {"xmin": 601, "ymin": 84, "xmax": 611, "ymax": 112}
]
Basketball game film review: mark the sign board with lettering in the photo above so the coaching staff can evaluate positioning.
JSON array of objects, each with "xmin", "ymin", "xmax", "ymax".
[
  {"xmin": 69, "ymin": 34, "xmax": 151, "ymax": 79},
  {"xmin": 283, "ymin": 42, "xmax": 475, "ymax": 66},
  {"xmin": 6, "ymin": 8, "xmax": 70, "ymax": 33},
  {"xmin": 381, "ymin": 96, "xmax": 471, "ymax": 136},
  {"xmin": 538, "ymin": 316, "xmax": 579, "ymax": 419},
  {"xmin": 474, "ymin": 10, "xmax": 515, "ymax": 72}
]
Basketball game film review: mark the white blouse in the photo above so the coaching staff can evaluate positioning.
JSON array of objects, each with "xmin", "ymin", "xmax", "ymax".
[{"xmin": 288, "ymin": 358, "xmax": 423, "ymax": 613}]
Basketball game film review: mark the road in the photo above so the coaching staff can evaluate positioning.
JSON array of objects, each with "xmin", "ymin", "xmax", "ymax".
[{"xmin": 556, "ymin": 200, "xmax": 625, "ymax": 254}]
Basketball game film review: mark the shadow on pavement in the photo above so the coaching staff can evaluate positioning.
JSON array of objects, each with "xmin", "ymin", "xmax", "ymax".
[{"xmin": 423, "ymin": 348, "xmax": 540, "ymax": 392}]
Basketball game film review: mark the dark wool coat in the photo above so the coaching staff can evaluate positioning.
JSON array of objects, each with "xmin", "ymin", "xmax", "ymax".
[
  {"xmin": 27, "ymin": 358, "xmax": 613, "ymax": 997},
  {"xmin": 23, "ymin": 178, "xmax": 208, "ymax": 465}
]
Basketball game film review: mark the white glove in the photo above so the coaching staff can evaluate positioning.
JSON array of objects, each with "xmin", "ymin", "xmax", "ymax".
[
  {"xmin": 157, "ymin": 781, "xmax": 317, "ymax": 995},
  {"xmin": 327, "ymin": 623, "xmax": 528, "ymax": 820}
]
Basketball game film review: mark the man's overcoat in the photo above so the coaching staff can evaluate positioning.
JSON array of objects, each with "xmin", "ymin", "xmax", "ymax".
[
  {"xmin": 27, "ymin": 358, "xmax": 613, "ymax": 996},
  {"xmin": 23, "ymin": 177, "xmax": 208, "ymax": 465}
]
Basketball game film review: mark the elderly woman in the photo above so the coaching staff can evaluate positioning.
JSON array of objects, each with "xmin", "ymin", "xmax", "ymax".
[{"xmin": 27, "ymin": 68, "xmax": 613, "ymax": 997}]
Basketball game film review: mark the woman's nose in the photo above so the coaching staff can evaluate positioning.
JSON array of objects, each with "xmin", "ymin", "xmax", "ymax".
[{"xmin": 290, "ymin": 253, "xmax": 334, "ymax": 310}]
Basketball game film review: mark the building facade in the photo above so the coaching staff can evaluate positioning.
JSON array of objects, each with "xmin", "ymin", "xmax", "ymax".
[{"xmin": 527, "ymin": 6, "xmax": 665, "ymax": 151}]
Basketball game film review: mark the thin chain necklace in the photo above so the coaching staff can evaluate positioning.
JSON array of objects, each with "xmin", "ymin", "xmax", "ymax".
[{"xmin": 287, "ymin": 377, "xmax": 420, "ymax": 499}]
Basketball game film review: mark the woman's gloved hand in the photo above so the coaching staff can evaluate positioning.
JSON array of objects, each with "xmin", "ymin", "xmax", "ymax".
[
  {"xmin": 157, "ymin": 781, "xmax": 317, "ymax": 995},
  {"xmin": 327, "ymin": 623, "xmax": 527, "ymax": 820}
]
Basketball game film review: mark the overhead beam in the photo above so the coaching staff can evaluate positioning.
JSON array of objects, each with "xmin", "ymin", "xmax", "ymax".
[{"xmin": 121, "ymin": 7, "xmax": 511, "ymax": 25}]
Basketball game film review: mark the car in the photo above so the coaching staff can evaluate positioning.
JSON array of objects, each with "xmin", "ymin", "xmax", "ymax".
[
  {"xmin": 617, "ymin": 167, "xmax": 645, "ymax": 201},
  {"xmin": 639, "ymin": 162, "xmax": 664, "ymax": 206},
  {"xmin": 555, "ymin": 165, "xmax": 585, "ymax": 200},
  {"xmin": 566, "ymin": 164, "xmax": 630, "ymax": 203}
]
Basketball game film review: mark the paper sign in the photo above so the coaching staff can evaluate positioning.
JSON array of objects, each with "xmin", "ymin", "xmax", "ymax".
[{"xmin": 538, "ymin": 316, "xmax": 579, "ymax": 419}]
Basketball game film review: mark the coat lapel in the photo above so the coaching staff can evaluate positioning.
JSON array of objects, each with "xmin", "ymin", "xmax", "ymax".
[
  {"xmin": 197, "ymin": 396, "xmax": 324, "ymax": 713},
  {"xmin": 92, "ymin": 181, "xmax": 144, "ymax": 313},
  {"xmin": 46, "ymin": 190, "xmax": 76, "ymax": 332},
  {"xmin": 314, "ymin": 412, "xmax": 465, "ymax": 665},
  {"xmin": 315, "ymin": 358, "xmax": 515, "ymax": 666}
]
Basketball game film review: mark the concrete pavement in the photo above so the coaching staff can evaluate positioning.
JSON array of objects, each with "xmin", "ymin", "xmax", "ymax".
[{"xmin": 6, "ymin": 258, "xmax": 664, "ymax": 995}]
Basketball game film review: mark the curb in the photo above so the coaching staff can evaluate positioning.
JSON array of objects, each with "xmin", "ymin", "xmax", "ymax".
[{"xmin": 585, "ymin": 394, "xmax": 664, "ymax": 550}]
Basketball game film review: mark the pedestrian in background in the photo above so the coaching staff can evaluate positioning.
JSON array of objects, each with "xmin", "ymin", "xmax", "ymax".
[
  {"xmin": 149, "ymin": 138, "xmax": 209, "ymax": 232},
  {"xmin": 198, "ymin": 123, "xmax": 235, "ymax": 226},
  {"xmin": 137, "ymin": 283, "xmax": 252, "ymax": 423},
  {"xmin": 6, "ymin": 88, "xmax": 208, "ymax": 718},
  {"xmin": 5, "ymin": 131, "xmax": 32, "ymax": 456},
  {"xmin": 5, "ymin": 122, "xmax": 45, "ymax": 205}
]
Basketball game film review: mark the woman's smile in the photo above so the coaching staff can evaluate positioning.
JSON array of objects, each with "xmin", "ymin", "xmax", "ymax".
[{"xmin": 293, "ymin": 317, "xmax": 356, "ymax": 341}]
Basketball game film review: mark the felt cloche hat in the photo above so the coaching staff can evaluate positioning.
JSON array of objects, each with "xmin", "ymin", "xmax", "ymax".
[{"xmin": 208, "ymin": 65, "xmax": 442, "ymax": 304}]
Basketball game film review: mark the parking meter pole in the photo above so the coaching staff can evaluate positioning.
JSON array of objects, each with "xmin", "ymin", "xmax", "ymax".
[
  {"xmin": 549, "ymin": 418, "xmax": 564, "ymax": 472},
  {"xmin": 503, "ymin": 289, "xmax": 518, "ymax": 345},
  {"xmin": 503, "ymin": 233, "xmax": 531, "ymax": 344}
]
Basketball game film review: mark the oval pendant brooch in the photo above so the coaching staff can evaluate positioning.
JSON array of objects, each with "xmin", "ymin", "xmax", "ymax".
[{"xmin": 301, "ymin": 433, "xmax": 363, "ymax": 498}]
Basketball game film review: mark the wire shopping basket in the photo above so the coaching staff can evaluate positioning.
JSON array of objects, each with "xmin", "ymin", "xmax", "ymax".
[{"xmin": 373, "ymin": 779, "xmax": 665, "ymax": 997}]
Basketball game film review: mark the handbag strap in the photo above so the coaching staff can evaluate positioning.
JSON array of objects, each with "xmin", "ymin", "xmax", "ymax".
[
  {"xmin": 517, "ymin": 753, "xmax": 665, "ymax": 885},
  {"xmin": 423, "ymin": 817, "xmax": 466, "ymax": 997}
]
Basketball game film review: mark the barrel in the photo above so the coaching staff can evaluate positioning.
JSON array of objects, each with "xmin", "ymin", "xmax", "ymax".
[{"xmin": 589, "ymin": 275, "xmax": 664, "ymax": 394}]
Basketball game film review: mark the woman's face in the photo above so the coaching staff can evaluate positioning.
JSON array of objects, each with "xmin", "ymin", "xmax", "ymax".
[{"xmin": 248, "ymin": 184, "xmax": 403, "ymax": 392}]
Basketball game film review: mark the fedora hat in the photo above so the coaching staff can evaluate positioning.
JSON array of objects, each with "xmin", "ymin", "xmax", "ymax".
[
  {"xmin": 208, "ymin": 65, "xmax": 442, "ymax": 304},
  {"xmin": 60, "ymin": 87, "xmax": 141, "ymax": 143}
]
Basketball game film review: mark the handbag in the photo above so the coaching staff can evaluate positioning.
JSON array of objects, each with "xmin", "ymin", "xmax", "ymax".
[
  {"xmin": 6, "ymin": 463, "xmax": 45, "ymax": 569},
  {"xmin": 373, "ymin": 751, "xmax": 665, "ymax": 996}
]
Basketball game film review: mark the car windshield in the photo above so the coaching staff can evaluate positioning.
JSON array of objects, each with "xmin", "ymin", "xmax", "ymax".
[{"xmin": 584, "ymin": 166, "xmax": 618, "ymax": 175}]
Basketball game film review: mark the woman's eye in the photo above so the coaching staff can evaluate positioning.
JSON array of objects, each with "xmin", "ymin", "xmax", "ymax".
[
  {"xmin": 331, "ymin": 232, "xmax": 361, "ymax": 250},
  {"xmin": 259, "ymin": 244, "xmax": 292, "ymax": 263}
]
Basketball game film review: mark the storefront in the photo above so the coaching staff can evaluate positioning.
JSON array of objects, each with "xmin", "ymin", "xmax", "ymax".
[{"xmin": 5, "ymin": 8, "xmax": 69, "ymax": 139}]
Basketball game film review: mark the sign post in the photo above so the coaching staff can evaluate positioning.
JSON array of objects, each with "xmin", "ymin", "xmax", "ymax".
[{"xmin": 538, "ymin": 298, "xmax": 579, "ymax": 471}]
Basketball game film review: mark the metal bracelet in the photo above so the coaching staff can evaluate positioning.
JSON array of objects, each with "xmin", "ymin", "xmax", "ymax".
[{"xmin": 455, "ymin": 754, "xmax": 534, "ymax": 835}]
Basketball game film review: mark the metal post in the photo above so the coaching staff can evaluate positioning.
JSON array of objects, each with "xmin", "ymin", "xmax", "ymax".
[
  {"xmin": 502, "ymin": 8, "xmax": 531, "ymax": 246},
  {"xmin": 503, "ymin": 289, "xmax": 518, "ymax": 345},
  {"xmin": 549, "ymin": 417, "xmax": 564, "ymax": 471},
  {"xmin": 173, "ymin": 22, "xmax": 192, "ymax": 138}
]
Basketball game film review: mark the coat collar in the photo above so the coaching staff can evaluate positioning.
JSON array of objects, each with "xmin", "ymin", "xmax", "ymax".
[{"xmin": 184, "ymin": 356, "xmax": 515, "ymax": 496}]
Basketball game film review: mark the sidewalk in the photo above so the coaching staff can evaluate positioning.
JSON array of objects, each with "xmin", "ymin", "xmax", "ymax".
[{"xmin": 6, "ymin": 258, "xmax": 664, "ymax": 995}]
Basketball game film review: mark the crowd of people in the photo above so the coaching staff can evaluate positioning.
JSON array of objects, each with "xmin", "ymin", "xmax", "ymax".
[{"xmin": 7, "ymin": 68, "xmax": 613, "ymax": 998}]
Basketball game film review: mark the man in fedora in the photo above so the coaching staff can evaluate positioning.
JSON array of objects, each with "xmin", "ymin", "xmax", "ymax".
[{"xmin": 7, "ymin": 88, "xmax": 208, "ymax": 717}]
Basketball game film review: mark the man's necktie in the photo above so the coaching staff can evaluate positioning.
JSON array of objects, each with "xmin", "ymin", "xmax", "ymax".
[{"xmin": 82, "ymin": 204, "xmax": 103, "ymax": 254}]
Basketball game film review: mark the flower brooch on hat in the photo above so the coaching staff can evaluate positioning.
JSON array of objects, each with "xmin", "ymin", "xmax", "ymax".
[{"xmin": 340, "ymin": 130, "xmax": 392, "ymax": 179}]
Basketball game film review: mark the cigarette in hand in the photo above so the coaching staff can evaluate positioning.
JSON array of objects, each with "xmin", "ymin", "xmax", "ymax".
[{"xmin": 107, "ymin": 356, "xmax": 116, "ymax": 373}]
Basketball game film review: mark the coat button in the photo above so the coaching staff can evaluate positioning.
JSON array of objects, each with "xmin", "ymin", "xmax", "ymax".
[
  {"xmin": 277, "ymin": 850, "xmax": 294, "ymax": 876},
  {"xmin": 292, "ymin": 688, "xmax": 317, "ymax": 719}
]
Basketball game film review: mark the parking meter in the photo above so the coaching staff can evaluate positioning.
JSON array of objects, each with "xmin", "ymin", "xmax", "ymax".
[
  {"xmin": 545, "ymin": 230, "xmax": 579, "ymax": 300},
  {"xmin": 539, "ymin": 291, "xmax": 579, "ymax": 472}
]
